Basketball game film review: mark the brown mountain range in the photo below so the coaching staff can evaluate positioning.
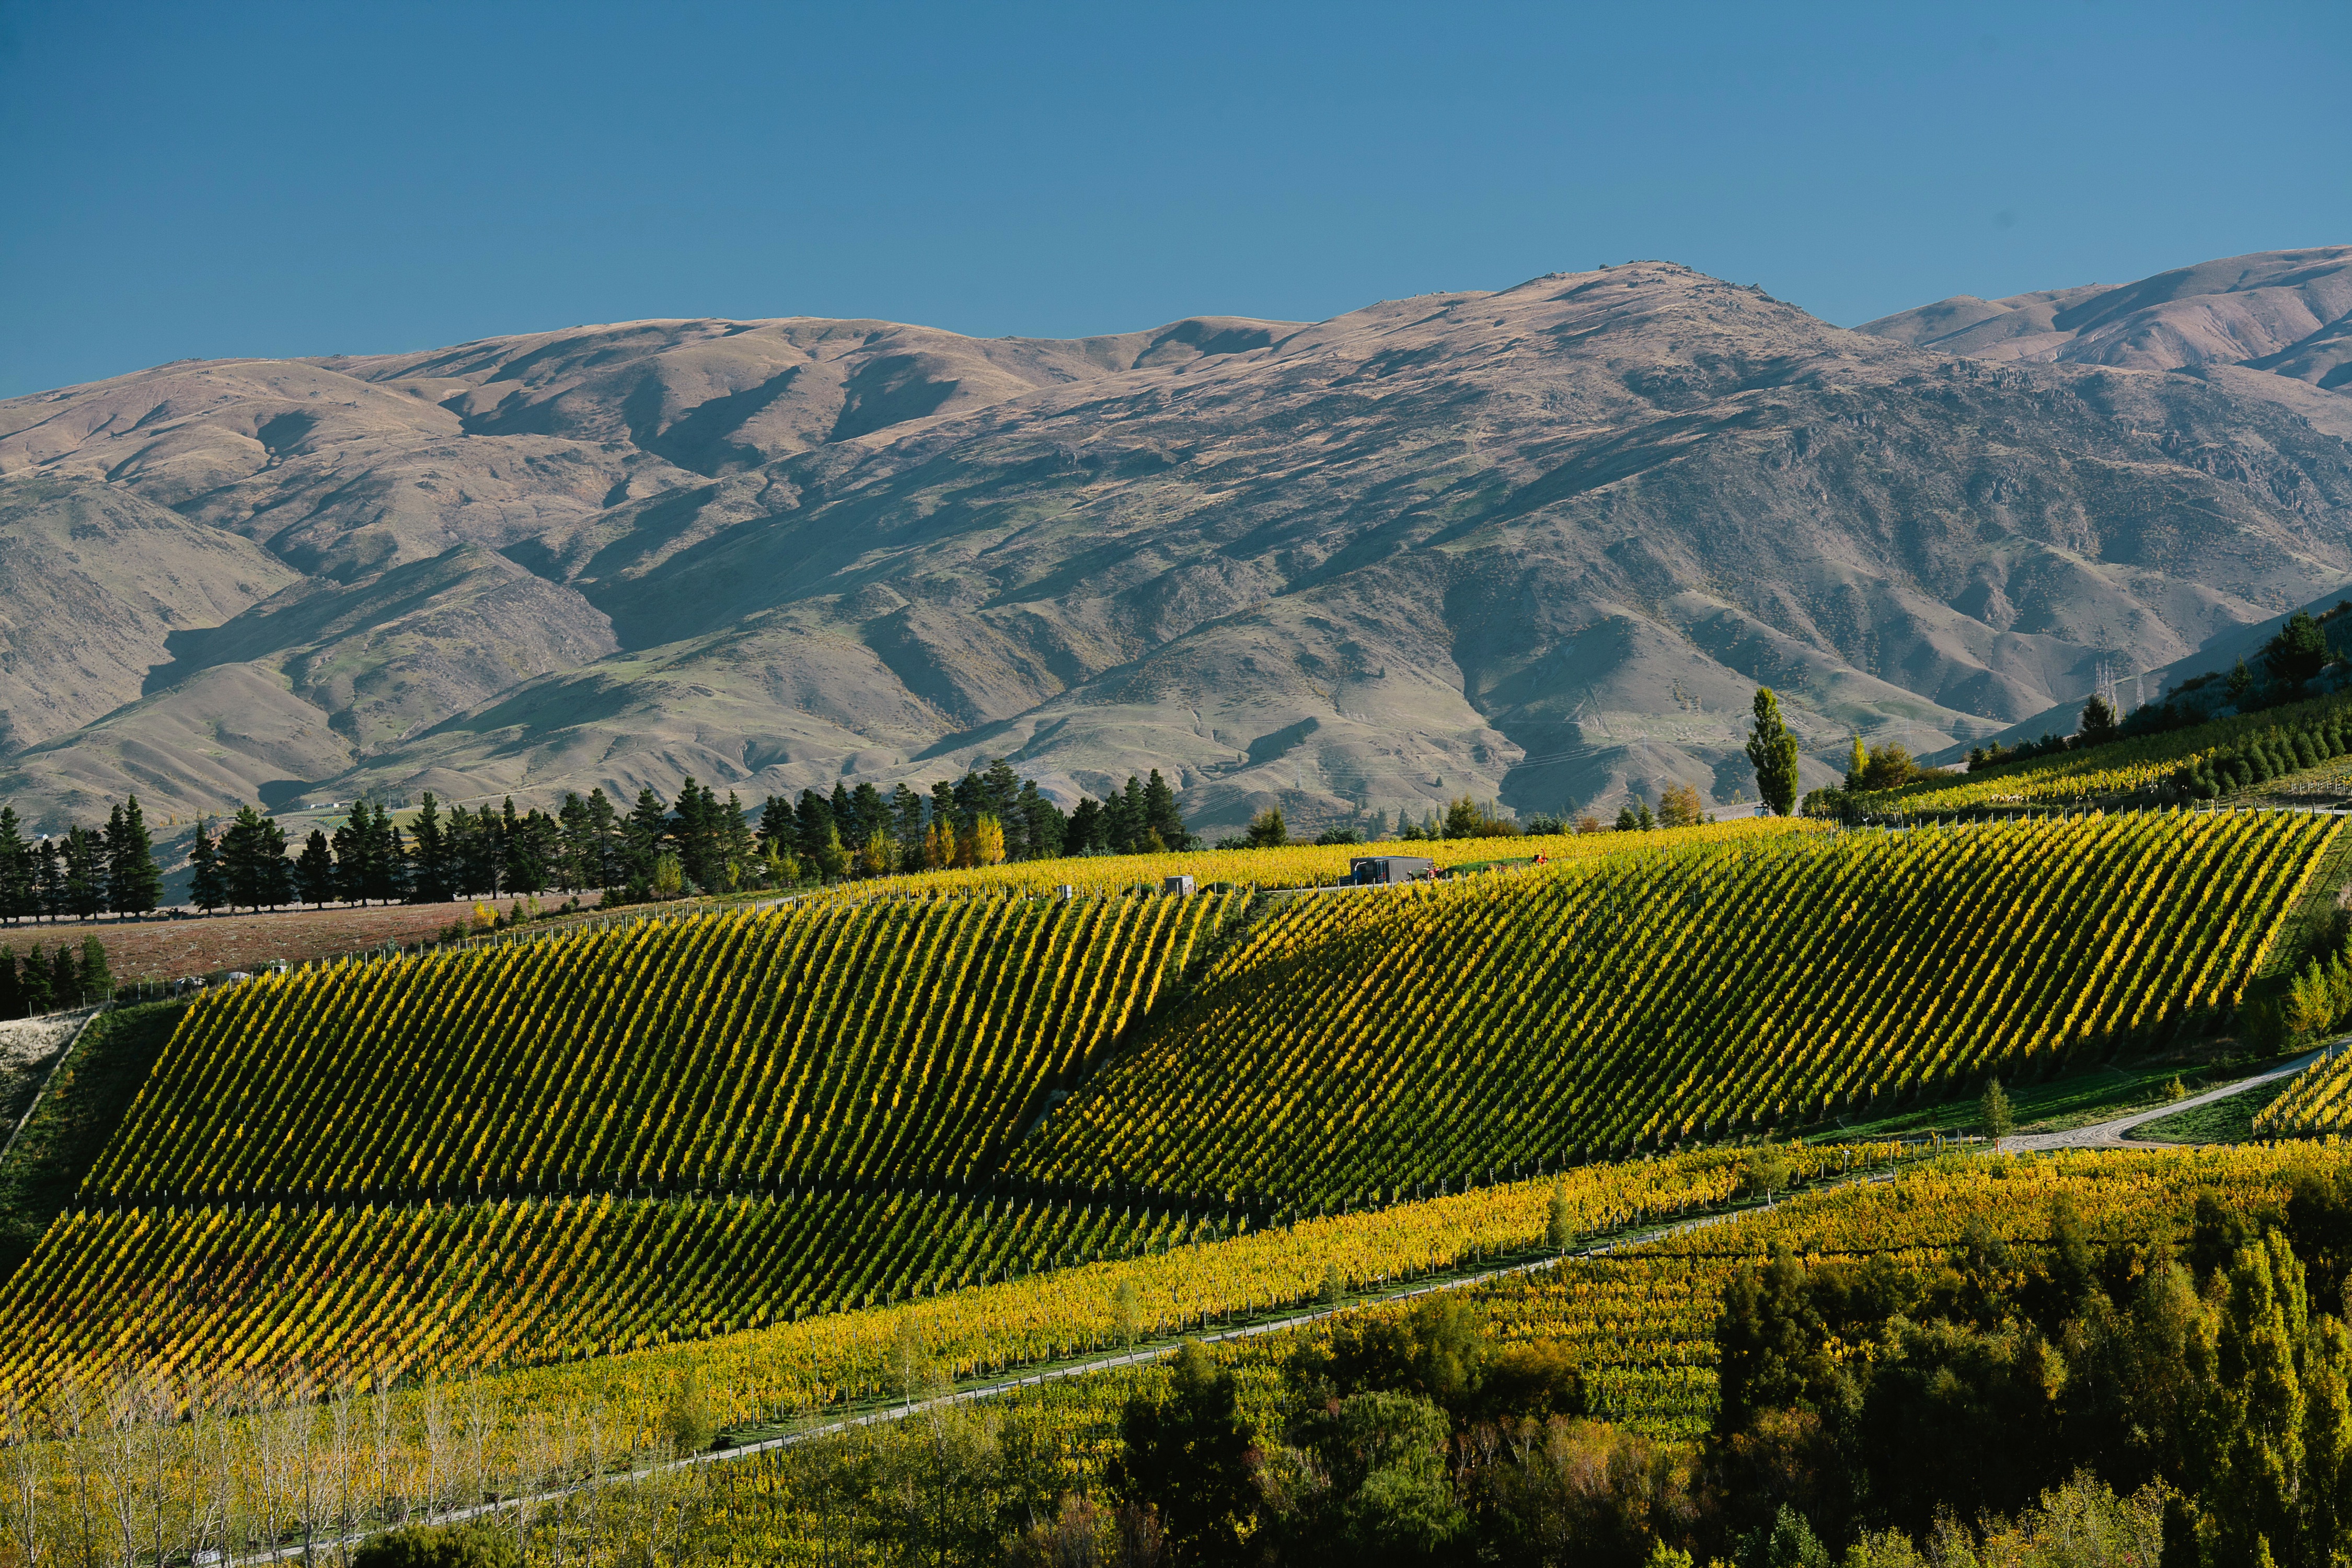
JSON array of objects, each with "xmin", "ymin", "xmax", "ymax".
[{"xmin": 4, "ymin": 248, "xmax": 2351, "ymax": 836}]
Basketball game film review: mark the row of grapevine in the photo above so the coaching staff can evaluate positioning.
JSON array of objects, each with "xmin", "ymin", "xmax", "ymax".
[
  {"xmin": 1853, "ymin": 688, "xmax": 2352, "ymax": 812},
  {"xmin": 809, "ymin": 817, "xmax": 1820, "ymax": 903},
  {"xmin": 84, "ymin": 889, "xmax": 1240, "ymax": 1202},
  {"xmin": 0, "ymin": 1144, "xmax": 1877, "ymax": 1414},
  {"xmin": 1012, "ymin": 812, "xmax": 2334, "ymax": 1205},
  {"xmin": 0, "ymin": 1187, "xmax": 1233, "ymax": 1402},
  {"xmin": 2253, "ymin": 1046, "xmax": 2352, "ymax": 1136}
]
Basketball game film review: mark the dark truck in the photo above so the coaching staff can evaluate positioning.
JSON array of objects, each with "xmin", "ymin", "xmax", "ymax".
[{"xmin": 1348, "ymin": 854, "xmax": 1437, "ymax": 885}]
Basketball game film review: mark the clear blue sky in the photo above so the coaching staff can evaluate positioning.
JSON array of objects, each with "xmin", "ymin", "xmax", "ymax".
[{"xmin": 3, "ymin": 1, "xmax": 2347, "ymax": 397}]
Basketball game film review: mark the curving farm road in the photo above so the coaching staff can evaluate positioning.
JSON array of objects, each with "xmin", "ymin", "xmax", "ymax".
[{"xmin": 2003, "ymin": 1043, "xmax": 2339, "ymax": 1151}]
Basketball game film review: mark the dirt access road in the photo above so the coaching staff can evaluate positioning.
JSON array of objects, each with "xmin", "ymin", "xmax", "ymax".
[{"xmin": 2003, "ymin": 1044, "xmax": 2337, "ymax": 1151}]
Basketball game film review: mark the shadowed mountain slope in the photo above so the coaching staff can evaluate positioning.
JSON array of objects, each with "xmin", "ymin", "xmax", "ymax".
[{"xmin": 5, "ymin": 253, "xmax": 2351, "ymax": 835}]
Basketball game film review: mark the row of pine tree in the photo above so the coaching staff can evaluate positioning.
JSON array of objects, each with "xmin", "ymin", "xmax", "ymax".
[
  {"xmin": 9, "ymin": 760, "xmax": 1200, "ymax": 917},
  {"xmin": 0, "ymin": 801, "xmax": 164, "ymax": 925}
]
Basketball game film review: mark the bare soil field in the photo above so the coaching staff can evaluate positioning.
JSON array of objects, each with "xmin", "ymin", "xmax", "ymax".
[{"xmin": 0, "ymin": 897, "xmax": 602, "ymax": 982}]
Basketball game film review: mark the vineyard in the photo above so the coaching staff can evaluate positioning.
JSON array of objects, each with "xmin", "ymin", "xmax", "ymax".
[
  {"xmin": 0, "ymin": 796, "xmax": 2340, "ymax": 1568},
  {"xmin": 814, "ymin": 816, "xmax": 1818, "ymax": 902},
  {"xmin": 1013, "ymin": 811, "xmax": 2334, "ymax": 1204},
  {"xmin": 1, "ymin": 1140, "xmax": 2338, "ymax": 1568},
  {"xmin": 0, "ymin": 1144, "xmax": 1871, "ymax": 1407},
  {"xmin": 0, "ymin": 1189, "xmax": 1235, "ymax": 1397},
  {"xmin": 1854, "ymin": 687, "xmax": 2352, "ymax": 813},
  {"xmin": 85, "ymin": 888, "xmax": 1239, "ymax": 1202},
  {"xmin": 1355, "ymin": 1140, "xmax": 2352, "ymax": 1440}
]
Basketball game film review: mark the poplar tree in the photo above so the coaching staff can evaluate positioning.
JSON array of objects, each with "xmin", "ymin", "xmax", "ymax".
[{"xmin": 1746, "ymin": 687, "xmax": 1802, "ymax": 816}]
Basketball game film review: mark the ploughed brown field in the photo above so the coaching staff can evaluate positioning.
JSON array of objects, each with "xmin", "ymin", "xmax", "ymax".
[{"xmin": 0, "ymin": 894, "xmax": 604, "ymax": 982}]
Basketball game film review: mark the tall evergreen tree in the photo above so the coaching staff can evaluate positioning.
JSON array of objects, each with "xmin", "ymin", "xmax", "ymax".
[
  {"xmin": 794, "ymin": 789, "xmax": 836, "ymax": 866},
  {"xmin": 929, "ymin": 779, "xmax": 961, "ymax": 839},
  {"xmin": 77, "ymin": 935, "xmax": 110, "ymax": 1003},
  {"xmin": 827, "ymin": 782, "xmax": 859, "ymax": 852},
  {"xmin": 103, "ymin": 797, "xmax": 164, "ymax": 917},
  {"xmin": 722, "ymin": 791, "xmax": 757, "ymax": 889},
  {"xmin": 624, "ymin": 788, "xmax": 668, "ymax": 885},
  {"xmin": 0, "ymin": 808, "xmax": 32, "ymax": 925},
  {"xmin": 1746, "ymin": 687, "xmax": 1803, "ymax": 816},
  {"xmin": 1143, "ymin": 769, "xmax": 1187, "ymax": 851},
  {"xmin": 381, "ymin": 821, "xmax": 411, "ymax": 903},
  {"xmin": 849, "ymin": 782, "xmax": 891, "ymax": 858},
  {"xmin": 950, "ymin": 771, "xmax": 987, "ymax": 837},
  {"xmin": 17, "ymin": 944, "xmax": 51, "ymax": 1014},
  {"xmin": 48, "ymin": 945, "xmax": 76, "ymax": 1006},
  {"xmin": 555, "ymin": 792, "xmax": 590, "ymax": 891},
  {"xmin": 755, "ymin": 793, "xmax": 796, "ymax": 859},
  {"xmin": 332, "ymin": 805, "xmax": 371, "ymax": 905},
  {"xmin": 889, "ymin": 784, "xmax": 927, "ymax": 866},
  {"xmin": 1108, "ymin": 1342, "xmax": 1256, "ymax": 1565},
  {"xmin": 221, "ymin": 806, "xmax": 293, "ymax": 910},
  {"xmin": 36, "ymin": 838, "xmax": 65, "ymax": 921},
  {"xmin": 1019, "ymin": 781, "xmax": 1066, "ymax": 861},
  {"xmin": 580, "ymin": 787, "xmax": 621, "ymax": 890},
  {"xmin": 1102, "ymin": 776, "xmax": 1147, "ymax": 852},
  {"xmin": 61, "ymin": 827, "xmax": 106, "ymax": 920},
  {"xmin": 508, "ymin": 805, "xmax": 556, "ymax": 895},
  {"xmin": 296, "ymin": 829, "xmax": 337, "ymax": 907},
  {"xmin": 977, "ymin": 760, "xmax": 1024, "ymax": 860},
  {"xmin": 1067, "ymin": 797, "xmax": 1106, "ymax": 855},
  {"xmin": 0, "ymin": 948, "xmax": 18, "ymax": 1019},
  {"xmin": 670, "ymin": 780, "xmax": 728, "ymax": 891},
  {"xmin": 462, "ymin": 804, "xmax": 505, "ymax": 897},
  {"xmin": 498, "ymin": 798, "xmax": 544, "ymax": 895},
  {"xmin": 188, "ymin": 820, "xmax": 226, "ymax": 914},
  {"xmin": 409, "ymin": 794, "xmax": 455, "ymax": 903}
]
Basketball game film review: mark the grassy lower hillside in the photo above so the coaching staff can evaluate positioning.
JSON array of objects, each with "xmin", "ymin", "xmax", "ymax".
[{"xmin": 1014, "ymin": 810, "xmax": 2332, "ymax": 1204}]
